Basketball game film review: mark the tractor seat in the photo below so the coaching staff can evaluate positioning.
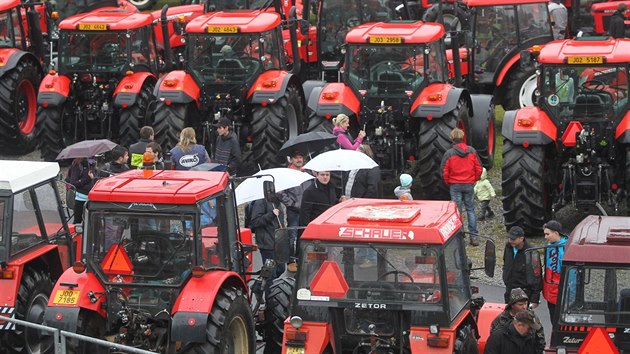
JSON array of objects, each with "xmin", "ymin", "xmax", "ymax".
[
  {"xmin": 574, "ymin": 94, "xmax": 609, "ymax": 117},
  {"xmin": 377, "ymin": 71, "xmax": 405, "ymax": 92},
  {"xmin": 217, "ymin": 59, "xmax": 244, "ymax": 70}
]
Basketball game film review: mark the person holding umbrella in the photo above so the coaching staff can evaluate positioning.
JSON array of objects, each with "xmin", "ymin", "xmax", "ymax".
[
  {"xmin": 66, "ymin": 158, "xmax": 94, "ymax": 224},
  {"xmin": 250, "ymin": 194, "xmax": 285, "ymax": 284},
  {"xmin": 333, "ymin": 114, "xmax": 366, "ymax": 150}
]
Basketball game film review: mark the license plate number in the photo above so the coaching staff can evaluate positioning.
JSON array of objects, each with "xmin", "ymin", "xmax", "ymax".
[
  {"xmin": 77, "ymin": 23, "xmax": 107, "ymax": 31},
  {"xmin": 286, "ymin": 348, "xmax": 305, "ymax": 354},
  {"xmin": 369, "ymin": 36, "xmax": 402, "ymax": 44},
  {"xmin": 567, "ymin": 56, "xmax": 603, "ymax": 64},
  {"xmin": 206, "ymin": 26, "xmax": 238, "ymax": 33},
  {"xmin": 53, "ymin": 290, "xmax": 80, "ymax": 305}
]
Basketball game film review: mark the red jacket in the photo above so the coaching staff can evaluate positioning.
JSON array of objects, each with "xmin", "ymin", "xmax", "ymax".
[{"xmin": 440, "ymin": 143, "xmax": 482, "ymax": 186}]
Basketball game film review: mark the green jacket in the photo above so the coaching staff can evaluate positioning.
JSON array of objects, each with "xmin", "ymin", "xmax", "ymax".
[{"xmin": 474, "ymin": 168, "xmax": 496, "ymax": 201}]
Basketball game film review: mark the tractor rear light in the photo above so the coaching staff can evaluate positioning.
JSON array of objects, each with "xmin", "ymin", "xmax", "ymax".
[
  {"xmin": 191, "ymin": 266, "xmax": 206, "ymax": 278},
  {"xmin": 261, "ymin": 101, "xmax": 268, "ymax": 107},
  {"xmin": 55, "ymin": 313, "xmax": 63, "ymax": 321},
  {"xmin": 187, "ymin": 318, "xmax": 196, "ymax": 326},
  {"xmin": 72, "ymin": 261, "xmax": 86, "ymax": 274},
  {"xmin": 48, "ymin": 70, "xmax": 57, "ymax": 76},
  {"xmin": 325, "ymin": 113, "xmax": 331, "ymax": 119},
  {"xmin": 428, "ymin": 93, "xmax": 442, "ymax": 101},
  {"xmin": 427, "ymin": 336, "xmax": 450, "ymax": 348},
  {"xmin": 522, "ymin": 141, "xmax": 530, "ymax": 148},
  {"xmin": 125, "ymin": 71, "xmax": 134, "ymax": 76},
  {"xmin": 612, "ymin": 183, "xmax": 618, "ymax": 191},
  {"xmin": 0, "ymin": 56, "xmax": 5, "ymax": 66},
  {"xmin": 45, "ymin": 83, "xmax": 53, "ymax": 88},
  {"xmin": 359, "ymin": 90, "xmax": 367, "ymax": 96},
  {"xmin": 405, "ymin": 90, "xmax": 413, "ymax": 96},
  {"xmin": 517, "ymin": 118, "xmax": 533, "ymax": 127},
  {"xmin": 306, "ymin": 252, "xmax": 328, "ymax": 261},
  {"xmin": 427, "ymin": 115, "xmax": 433, "ymax": 121},
  {"xmin": 0, "ymin": 269, "xmax": 14, "ymax": 279},
  {"xmin": 165, "ymin": 99, "xmax": 172, "ymax": 106},
  {"xmin": 322, "ymin": 92, "xmax": 338, "ymax": 100},
  {"xmin": 285, "ymin": 329, "xmax": 307, "ymax": 341},
  {"xmin": 262, "ymin": 80, "xmax": 277, "ymax": 88},
  {"xmin": 51, "ymin": 11, "xmax": 59, "ymax": 20},
  {"xmin": 163, "ymin": 80, "xmax": 177, "ymax": 87},
  {"xmin": 42, "ymin": 102, "xmax": 48, "ymax": 108},
  {"xmin": 121, "ymin": 103, "xmax": 128, "ymax": 109},
  {"xmin": 408, "ymin": 155, "xmax": 415, "ymax": 161},
  {"xmin": 124, "ymin": 83, "xmax": 134, "ymax": 90}
]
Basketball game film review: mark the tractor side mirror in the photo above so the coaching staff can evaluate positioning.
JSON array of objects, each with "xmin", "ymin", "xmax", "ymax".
[
  {"xmin": 484, "ymin": 240, "xmax": 496, "ymax": 278},
  {"xmin": 520, "ymin": 49, "xmax": 533, "ymax": 68},
  {"xmin": 263, "ymin": 180, "xmax": 276, "ymax": 202},
  {"xmin": 525, "ymin": 249, "xmax": 543, "ymax": 289}
]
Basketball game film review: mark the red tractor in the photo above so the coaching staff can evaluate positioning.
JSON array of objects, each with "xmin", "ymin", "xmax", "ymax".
[
  {"xmin": 43, "ymin": 169, "xmax": 292, "ymax": 352},
  {"xmin": 153, "ymin": 5, "xmax": 306, "ymax": 169},
  {"xmin": 502, "ymin": 37, "xmax": 630, "ymax": 234},
  {"xmin": 0, "ymin": 160, "xmax": 81, "ymax": 354},
  {"xmin": 281, "ymin": 199, "xmax": 498, "ymax": 353},
  {"xmin": 305, "ymin": 20, "xmax": 495, "ymax": 199},
  {"xmin": 35, "ymin": 7, "xmax": 173, "ymax": 161}
]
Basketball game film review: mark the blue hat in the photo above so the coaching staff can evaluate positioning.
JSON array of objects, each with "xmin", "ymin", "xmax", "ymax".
[{"xmin": 400, "ymin": 173, "xmax": 413, "ymax": 188}]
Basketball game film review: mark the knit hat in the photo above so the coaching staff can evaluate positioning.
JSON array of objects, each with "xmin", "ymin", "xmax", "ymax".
[
  {"xmin": 515, "ymin": 310, "xmax": 542, "ymax": 331},
  {"xmin": 543, "ymin": 220, "xmax": 562, "ymax": 233},
  {"xmin": 400, "ymin": 173, "xmax": 413, "ymax": 188},
  {"xmin": 508, "ymin": 288, "xmax": 529, "ymax": 306},
  {"xmin": 507, "ymin": 226, "xmax": 525, "ymax": 240}
]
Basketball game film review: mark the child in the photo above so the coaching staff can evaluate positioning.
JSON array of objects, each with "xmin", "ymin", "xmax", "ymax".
[
  {"xmin": 394, "ymin": 173, "xmax": 413, "ymax": 200},
  {"xmin": 474, "ymin": 167, "xmax": 495, "ymax": 221}
]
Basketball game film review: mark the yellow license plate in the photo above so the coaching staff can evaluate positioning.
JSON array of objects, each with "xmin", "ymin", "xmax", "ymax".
[
  {"xmin": 53, "ymin": 290, "xmax": 80, "ymax": 305},
  {"xmin": 369, "ymin": 36, "xmax": 402, "ymax": 44},
  {"xmin": 286, "ymin": 348, "xmax": 305, "ymax": 354},
  {"xmin": 77, "ymin": 23, "xmax": 107, "ymax": 31},
  {"xmin": 567, "ymin": 56, "xmax": 603, "ymax": 64},
  {"xmin": 206, "ymin": 26, "xmax": 238, "ymax": 33}
]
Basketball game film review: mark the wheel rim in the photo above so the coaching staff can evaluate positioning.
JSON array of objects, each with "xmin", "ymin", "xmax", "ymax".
[
  {"xmin": 17, "ymin": 79, "xmax": 36, "ymax": 135},
  {"xmin": 518, "ymin": 74, "xmax": 537, "ymax": 107},
  {"xmin": 226, "ymin": 315, "xmax": 249, "ymax": 353},
  {"xmin": 25, "ymin": 293, "xmax": 53, "ymax": 354},
  {"xmin": 129, "ymin": 0, "xmax": 150, "ymax": 6}
]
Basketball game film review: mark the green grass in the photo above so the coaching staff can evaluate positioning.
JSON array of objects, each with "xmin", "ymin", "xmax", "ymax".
[{"xmin": 493, "ymin": 105, "xmax": 505, "ymax": 170}]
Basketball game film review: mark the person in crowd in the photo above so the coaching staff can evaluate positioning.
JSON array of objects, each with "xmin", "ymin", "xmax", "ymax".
[
  {"xmin": 543, "ymin": 219, "xmax": 568, "ymax": 320},
  {"xmin": 503, "ymin": 226, "xmax": 541, "ymax": 306},
  {"xmin": 548, "ymin": 0, "xmax": 567, "ymax": 40},
  {"xmin": 474, "ymin": 167, "xmax": 495, "ymax": 221},
  {"xmin": 300, "ymin": 171, "xmax": 338, "ymax": 226},
  {"xmin": 278, "ymin": 149, "xmax": 309, "ymax": 272},
  {"xmin": 66, "ymin": 158, "xmax": 94, "ymax": 224},
  {"xmin": 486, "ymin": 308, "xmax": 543, "ymax": 354},
  {"xmin": 394, "ymin": 173, "xmax": 413, "ymax": 200},
  {"xmin": 144, "ymin": 141, "xmax": 165, "ymax": 170},
  {"xmin": 129, "ymin": 126, "xmax": 154, "ymax": 168},
  {"xmin": 100, "ymin": 145, "xmax": 130, "ymax": 176},
  {"xmin": 609, "ymin": 3, "xmax": 627, "ymax": 38},
  {"xmin": 333, "ymin": 114, "xmax": 366, "ymax": 150},
  {"xmin": 491, "ymin": 288, "xmax": 546, "ymax": 353},
  {"xmin": 250, "ymin": 196, "xmax": 285, "ymax": 282},
  {"xmin": 440, "ymin": 128, "xmax": 482, "ymax": 246},
  {"xmin": 170, "ymin": 127, "xmax": 210, "ymax": 170},
  {"xmin": 213, "ymin": 117, "xmax": 241, "ymax": 175}
]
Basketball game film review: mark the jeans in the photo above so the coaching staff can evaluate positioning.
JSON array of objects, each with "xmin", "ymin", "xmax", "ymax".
[
  {"xmin": 479, "ymin": 199, "xmax": 494, "ymax": 218},
  {"xmin": 449, "ymin": 184, "xmax": 478, "ymax": 237},
  {"xmin": 286, "ymin": 209, "xmax": 300, "ymax": 262}
]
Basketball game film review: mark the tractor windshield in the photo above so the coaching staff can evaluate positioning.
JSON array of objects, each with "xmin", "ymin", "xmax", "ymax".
[
  {"xmin": 295, "ymin": 237, "xmax": 471, "ymax": 319},
  {"xmin": 0, "ymin": 9, "xmax": 18, "ymax": 49},
  {"xmin": 559, "ymin": 266, "xmax": 630, "ymax": 327},
  {"xmin": 187, "ymin": 29, "xmax": 283, "ymax": 84},
  {"xmin": 347, "ymin": 42, "xmax": 436, "ymax": 96},
  {"xmin": 319, "ymin": 0, "xmax": 396, "ymax": 63},
  {"xmin": 541, "ymin": 65, "xmax": 628, "ymax": 119},
  {"xmin": 58, "ymin": 28, "xmax": 154, "ymax": 74}
]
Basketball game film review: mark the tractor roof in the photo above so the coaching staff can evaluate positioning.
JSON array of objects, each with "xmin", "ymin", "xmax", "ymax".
[
  {"xmin": 89, "ymin": 170, "xmax": 229, "ymax": 204},
  {"xmin": 59, "ymin": 8, "xmax": 154, "ymax": 30},
  {"xmin": 463, "ymin": 0, "xmax": 548, "ymax": 6},
  {"xmin": 563, "ymin": 215, "xmax": 630, "ymax": 265},
  {"xmin": 537, "ymin": 38, "xmax": 630, "ymax": 64},
  {"xmin": 345, "ymin": 21, "xmax": 444, "ymax": 44},
  {"xmin": 0, "ymin": 161, "xmax": 59, "ymax": 193},
  {"xmin": 301, "ymin": 199, "xmax": 462, "ymax": 244},
  {"xmin": 0, "ymin": 0, "xmax": 19, "ymax": 12},
  {"xmin": 186, "ymin": 10, "xmax": 281, "ymax": 34}
]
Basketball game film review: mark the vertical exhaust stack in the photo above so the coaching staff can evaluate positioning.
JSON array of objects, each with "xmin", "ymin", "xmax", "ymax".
[
  {"xmin": 288, "ymin": 6, "xmax": 301, "ymax": 76},
  {"xmin": 160, "ymin": 5, "xmax": 173, "ymax": 73}
]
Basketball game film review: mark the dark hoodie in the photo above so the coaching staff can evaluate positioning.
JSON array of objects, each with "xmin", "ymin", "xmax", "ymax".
[
  {"xmin": 299, "ymin": 179, "xmax": 337, "ymax": 226},
  {"xmin": 440, "ymin": 142, "xmax": 482, "ymax": 186},
  {"xmin": 214, "ymin": 131, "xmax": 241, "ymax": 175},
  {"xmin": 485, "ymin": 322, "xmax": 540, "ymax": 354},
  {"xmin": 609, "ymin": 10, "xmax": 626, "ymax": 39}
]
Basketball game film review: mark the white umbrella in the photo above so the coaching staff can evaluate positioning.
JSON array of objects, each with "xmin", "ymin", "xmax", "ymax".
[
  {"xmin": 303, "ymin": 149, "xmax": 378, "ymax": 172},
  {"xmin": 235, "ymin": 168, "xmax": 315, "ymax": 205}
]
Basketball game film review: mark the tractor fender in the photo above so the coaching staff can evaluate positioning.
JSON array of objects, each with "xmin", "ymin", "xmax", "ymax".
[
  {"xmin": 311, "ymin": 82, "xmax": 360, "ymax": 118},
  {"xmin": 411, "ymin": 84, "xmax": 472, "ymax": 118},
  {"xmin": 0, "ymin": 48, "xmax": 41, "ymax": 77},
  {"xmin": 154, "ymin": 70, "xmax": 199, "ymax": 105},
  {"xmin": 302, "ymin": 80, "xmax": 327, "ymax": 106},
  {"xmin": 616, "ymin": 111, "xmax": 630, "ymax": 143},
  {"xmin": 476, "ymin": 302, "xmax": 505, "ymax": 353},
  {"xmin": 248, "ymin": 70, "xmax": 302, "ymax": 105},
  {"xmin": 408, "ymin": 309, "xmax": 474, "ymax": 352},
  {"xmin": 113, "ymin": 72, "xmax": 156, "ymax": 109},
  {"xmin": 502, "ymin": 107, "xmax": 556, "ymax": 145},
  {"xmin": 170, "ymin": 271, "xmax": 247, "ymax": 343},
  {"xmin": 283, "ymin": 321, "xmax": 331, "ymax": 353},
  {"xmin": 37, "ymin": 73, "xmax": 71, "ymax": 107},
  {"xmin": 495, "ymin": 54, "xmax": 520, "ymax": 88}
]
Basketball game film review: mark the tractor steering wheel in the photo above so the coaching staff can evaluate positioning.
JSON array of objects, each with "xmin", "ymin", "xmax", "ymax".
[
  {"xmin": 378, "ymin": 270, "xmax": 415, "ymax": 283},
  {"xmin": 581, "ymin": 79, "xmax": 606, "ymax": 92}
]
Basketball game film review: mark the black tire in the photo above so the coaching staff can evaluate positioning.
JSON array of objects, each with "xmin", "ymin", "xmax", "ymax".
[
  {"xmin": 470, "ymin": 102, "xmax": 496, "ymax": 170},
  {"xmin": 0, "ymin": 60, "xmax": 40, "ymax": 154},
  {"xmin": 126, "ymin": 0, "xmax": 157, "ymax": 11},
  {"xmin": 501, "ymin": 140, "xmax": 552, "ymax": 235},
  {"xmin": 504, "ymin": 65, "xmax": 537, "ymax": 110},
  {"xmin": 118, "ymin": 81, "xmax": 155, "ymax": 148},
  {"xmin": 251, "ymin": 85, "xmax": 304, "ymax": 169},
  {"xmin": 454, "ymin": 324, "xmax": 479, "ymax": 354},
  {"xmin": 153, "ymin": 102, "xmax": 192, "ymax": 151},
  {"xmin": 66, "ymin": 311, "xmax": 105, "ymax": 354},
  {"xmin": 36, "ymin": 104, "xmax": 75, "ymax": 162},
  {"xmin": 1, "ymin": 267, "xmax": 53, "ymax": 354},
  {"xmin": 263, "ymin": 277, "xmax": 295, "ymax": 354},
  {"xmin": 416, "ymin": 99, "xmax": 470, "ymax": 200},
  {"xmin": 306, "ymin": 110, "xmax": 333, "ymax": 134},
  {"xmin": 185, "ymin": 286, "xmax": 255, "ymax": 354},
  {"xmin": 422, "ymin": 3, "xmax": 470, "ymax": 32}
]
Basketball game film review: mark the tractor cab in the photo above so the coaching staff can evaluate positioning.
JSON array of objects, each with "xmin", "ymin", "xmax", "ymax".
[{"xmin": 285, "ymin": 199, "xmax": 497, "ymax": 353}]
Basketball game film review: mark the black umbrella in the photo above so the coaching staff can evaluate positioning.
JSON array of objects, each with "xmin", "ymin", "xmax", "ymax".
[
  {"xmin": 55, "ymin": 139, "xmax": 118, "ymax": 160},
  {"xmin": 278, "ymin": 131, "xmax": 337, "ymax": 157}
]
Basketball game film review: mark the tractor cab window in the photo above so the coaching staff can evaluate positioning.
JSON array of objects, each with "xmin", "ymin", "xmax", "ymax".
[
  {"xmin": 426, "ymin": 40, "xmax": 446, "ymax": 83},
  {"xmin": 347, "ymin": 43, "xmax": 425, "ymax": 96},
  {"xmin": 11, "ymin": 183, "xmax": 64, "ymax": 255},
  {"xmin": 474, "ymin": 6, "xmax": 517, "ymax": 82},
  {"xmin": 517, "ymin": 3, "xmax": 551, "ymax": 43},
  {"xmin": 559, "ymin": 266, "xmax": 630, "ymax": 327},
  {"xmin": 90, "ymin": 212, "xmax": 195, "ymax": 286},
  {"xmin": 542, "ymin": 65, "xmax": 627, "ymax": 120},
  {"xmin": 443, "ymin": 233, "xmax": 471, "ymax": 319},
  {"xmin": 59, "ymin": 31, "xmax": 129, "ymax": 73},
  {"xmin": 129, "ymin": 26, "xmax": 155, "ymax": 72},
  {"xmin": 0, "ymin": 10, "xmax": 16, "ymax": 48},
  {"xmin": 204, "ymin": 0, "xmax": 267, "ymax": 10}
]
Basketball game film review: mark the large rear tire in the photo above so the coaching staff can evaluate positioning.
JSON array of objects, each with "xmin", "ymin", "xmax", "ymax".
[
  {"xmin": 36, "ymin": 104, "xmax": 75, "ymax": 162},
  {"xmin": 504, "ymin": 65, "xmax": 537, "ymax": 110},
  {"xmin": 66, "ymin": 311, "xmax": 105, "ymax": 354},
  {"xmin": 416, "ymin": 99, "xmax": 470, "ymax": 200},
  {"xmin": 263, "ymin": 277, "xmax": 295, "ymax": 354},
  {"xmin": 153, "ymin": 102, "xmax": 192, "ymax": 151},
  {"xmin": 0, "ymin": 267, "xmax": 53, "ymax": 354},
  {"xmin": 501, "ymin": 140, "xmax": 552, "ymax": 235},
  {"xmin": 0, "ymin": 60, "xmax": 40, "ymax": 154},
  {"xmin": 251, "ymin": 85, "xmax": 304, "ymax": 169},
  {"xmin": 118, "ymin": 81, "xmax": 155, "ymax": 148},
  {"xmin": 470, "ymin": 101, "xmax": 496, "ymax": 170},
  {"xmin": 126, "ymin": 0, "xmax": 157, "ymax": 11}
]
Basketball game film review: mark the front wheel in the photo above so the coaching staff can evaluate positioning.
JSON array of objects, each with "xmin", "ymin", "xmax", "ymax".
[
  {"xmin": 263, "ymin": 277, "xmax": 295, "ymax": 354},
  {"xmin": 118, "ymin": 81, "xmax": 155, "ymax": 148},
  {"xmin": 504, "ymin": 65, "xmax": 537, "ymax": 110}
]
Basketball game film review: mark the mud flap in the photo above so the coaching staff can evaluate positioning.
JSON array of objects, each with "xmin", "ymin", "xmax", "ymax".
[
  {"xmin": 43, "ymin": 306, "xmax": 80, "ymax": 333},
  {"xmin": 171, "ymin": 311, "xmax": 207, "ymax": 343}
]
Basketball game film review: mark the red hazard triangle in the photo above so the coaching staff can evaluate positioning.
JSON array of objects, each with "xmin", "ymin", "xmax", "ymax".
[
  {"xmin": 578, "ymin": 327, "xmax": 618, "ymax": 354},
  {"xmin": 310, "ymin": 260, "xmax": 349, "ymax": 298}
]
